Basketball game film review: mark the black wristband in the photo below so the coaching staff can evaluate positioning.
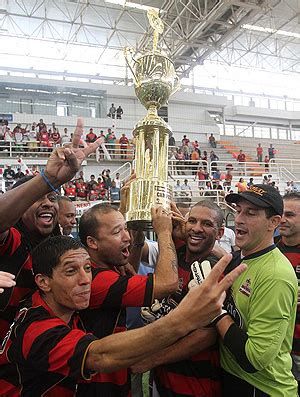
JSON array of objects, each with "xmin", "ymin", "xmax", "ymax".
[{"xmin": 207, "ymin": 312, "xmax": 230, "ymax": 328}]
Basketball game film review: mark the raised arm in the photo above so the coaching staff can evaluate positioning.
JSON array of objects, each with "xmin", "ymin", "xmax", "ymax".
[
  {"xmin": 0, "ymin": 118, "xmax": 103, "ymax": 238},
  {"xmin": 85, "ymin": 254, "xmax": 247, "ymax": 373}
]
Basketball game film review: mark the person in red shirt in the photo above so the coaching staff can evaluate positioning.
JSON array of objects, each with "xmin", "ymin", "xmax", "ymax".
[
  {"xmin": 51, "ymin": 129, "xmax": 61, "ymax": 147},
  {"xmin": 76, "ymin": 178, "xmax": 88, "ymax": 200},
  {"xmin": 39, "ymin": 127, "xmax": 50, "ymax": 152},
  {"xmin": 181, "ymin": 135, "xmax": 190, "ymax": 147},
  {"xmin": 64, "ymin": 181, "xmax": 76, "ymax": 201},
  {"xmin": 237, "ymin": 149, "xmax": 246, "ymax": 175},
  {"xmin": 256, "ymin": 143, "xmax": 263, "ymax": 163},
  {"xmin": 119, "ymin": 133, "xmax": 129, "ymax": 159},
  {"xmin": 86, "ymin": 128, "xmax": 97, "ymax": 143}
]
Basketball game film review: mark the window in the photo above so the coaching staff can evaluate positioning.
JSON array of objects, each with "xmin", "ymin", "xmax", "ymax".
[
  {"xmin": 20, "ymin": 99, "xmax": 33, "ymax": 114},
  {"xmin": 89, "ymin": 103, "xmax": 96, "ymax": 118},
  {"xmin": 57, "ymin": 101, "xmax": 68, "ymax": 116}
]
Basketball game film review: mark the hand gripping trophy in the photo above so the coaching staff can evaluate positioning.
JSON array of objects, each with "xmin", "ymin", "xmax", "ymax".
[{"xmin": 124, "ymin": 9, "xmax": 180, "ymax": 229}]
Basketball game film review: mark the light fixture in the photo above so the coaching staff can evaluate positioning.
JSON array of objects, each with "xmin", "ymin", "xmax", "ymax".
[
  {"xmin": 105, "ymin": 0, "xmax": 160, "ymax": 12},
  {"xmin": 242, "ymin": 24, "xmax": 300, "ymax": 39}
]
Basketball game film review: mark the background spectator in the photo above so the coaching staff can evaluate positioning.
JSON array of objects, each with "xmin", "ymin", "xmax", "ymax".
[
  {"xmin": 256, "ymin": 143, "xmax": 263, "ymax": 163},
  {"xmin": 116, "ymin": 105, "xmax": 123, "ymax": 119},
  {"xmin": 209, "ymin": 133, "xmax": 216, "ymax": 148},
  {"xmin": 268, "ymin": 143, "xmax": 275, "ymax": 160},
  {"xmin": 86, "ymin": 128, "xmax": 97, "ymax": 143},
  {"xmin": 108, "ymin": 103, "xmax": 116, "ymax": 118}
]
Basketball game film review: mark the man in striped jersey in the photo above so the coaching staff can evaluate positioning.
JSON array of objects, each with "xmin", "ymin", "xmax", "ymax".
[
  {"xmin": 277, "ymin": 192, "xmax": 300, "ymax": 392},
  {"xmin": 4, "ymin": 235, "xmax": 246, "ymax": 396}
]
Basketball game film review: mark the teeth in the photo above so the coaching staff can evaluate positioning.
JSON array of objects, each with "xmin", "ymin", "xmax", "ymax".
[{"xmin": 39, "ymin": 213, "xmax": 53, "ymax": 218}]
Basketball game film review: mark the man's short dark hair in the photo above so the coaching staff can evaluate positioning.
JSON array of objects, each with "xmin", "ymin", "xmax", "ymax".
[
  {"xmin": 283, "ymin": 192, "xmax": 300, "ymax": 201},
  {"xmin": 58, "ymin": 195, "xmax": 73, "ymax": 205},
  {"xmin": 32, "ymin": 236, "xmax": 86, "ymax": 277},
  {"xmin": 191, "ymin": 200, "xmax": 224, "ymax": 228},
  {"xmin": 79, "ymin": 203, "xmax": 118, "ymax": 246}
]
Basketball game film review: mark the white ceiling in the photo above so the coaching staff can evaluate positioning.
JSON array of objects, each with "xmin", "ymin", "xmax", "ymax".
[{"xmin": 0, "ymin": 0, "xmax": 300, "ymax": 81}]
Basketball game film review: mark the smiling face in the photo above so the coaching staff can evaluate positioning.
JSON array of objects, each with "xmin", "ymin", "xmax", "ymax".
[
  {"xmin": 22, "ymin": 193, "xmax": 59, "ymax": 237},
  {"xmin": 37, "ymin": 248, "xmax": 92, "ymax": 318},
  {"xmin": 279, "ymin": 199, "xmax": 300, "ymax": 245},
  {"xmin": 87, "ymin": 211, "xmax": 131, "ymax": 268},
  {"xmin": 234, "ymin": 199, "xmax": 280, "ymax": 256},
  {"xmin": 185, "ymin": 206, "xmax": 223, "ymax": 262}
]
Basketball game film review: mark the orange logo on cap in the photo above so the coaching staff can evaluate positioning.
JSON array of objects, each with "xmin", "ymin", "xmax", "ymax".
[{"xmin": 247, "ymin": 186, "xmax": 266, "ymax": 196}]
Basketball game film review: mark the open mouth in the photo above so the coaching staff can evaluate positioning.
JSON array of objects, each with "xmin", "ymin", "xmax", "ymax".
[
  {"xmin": 121, "ymin": 246, "xmax": 130, "ymax": 258},
  {"xmin": 189, "ymin": 234, "xmax": 204, "ymax": 243},
  {"xmin": 236, "ymin": 229, "xmax": 247, "ymax": 237},
  {"xmin": 38, "ymin": 212, "xmax": 54, "ymax": 225}
]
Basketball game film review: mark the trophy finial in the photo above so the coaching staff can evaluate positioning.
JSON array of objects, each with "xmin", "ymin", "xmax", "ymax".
[{"xmin": 147, "ymin": 9, "xmax": 164, "ymax": 52}]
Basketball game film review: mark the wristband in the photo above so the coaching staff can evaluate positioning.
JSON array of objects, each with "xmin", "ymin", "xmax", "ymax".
[
  {"xmin": 207, "ymin": 310, "xmax": 230, "ymax": 328},
  {"xmin": 41, "ymin": 170, "xmax": 60, "ymax": 194}
]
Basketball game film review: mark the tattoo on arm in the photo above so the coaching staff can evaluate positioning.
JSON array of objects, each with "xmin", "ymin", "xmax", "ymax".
[{"xmin": 167, "ymin": 241, "xmax": 178, "ymax": 274}]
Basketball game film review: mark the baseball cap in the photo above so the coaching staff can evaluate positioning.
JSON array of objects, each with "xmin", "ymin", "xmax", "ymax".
[{"xmin": 225, "ymin": 184, "xmax": 283, "ymax": 216}]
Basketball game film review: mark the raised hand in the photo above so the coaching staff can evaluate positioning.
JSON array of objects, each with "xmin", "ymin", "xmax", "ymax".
[
  {"xmin": 151, "ymin": 205, "xmax": 172, "ymax": 236},
  {"xmin": 45, "ymin": 118, "xmax": 104, "ymax": 187},
  {"xmin": 0, "ymin": 271, "xmax": 16, "ymax": 294}
]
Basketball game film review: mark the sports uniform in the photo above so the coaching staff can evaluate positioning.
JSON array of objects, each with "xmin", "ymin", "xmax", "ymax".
[
  {"xmin": 153, "ymin": 245, "xmax": 221, "ymax": 397},
  {"xmin": 220, "ymin": 246, "xmax": 298, "ymax": 396},
  {"xmin": 6, "ymin": 291, "xmax": 97, "ymax": 396},
  {"xmin": 276, "ymin": 237, "xmax": 300, "ymax": 387},
  {"xmin": 77, "ymin": 264, "xmax": 154, "ymax": 396}
]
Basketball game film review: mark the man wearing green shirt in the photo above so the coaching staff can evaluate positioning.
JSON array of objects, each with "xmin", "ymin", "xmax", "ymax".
[{"xmin": 215, "ymin": 184, "xmax": 298, "ymax": 396}]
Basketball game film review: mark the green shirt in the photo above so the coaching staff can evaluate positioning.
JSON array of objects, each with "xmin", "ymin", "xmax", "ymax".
[{"xmin": 220, "ymin": 246, "xmax": 298, "ymax": 396}]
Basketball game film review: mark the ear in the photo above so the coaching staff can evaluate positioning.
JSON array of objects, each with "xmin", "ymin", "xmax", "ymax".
[
  {"xmin": 269, "ymin": 215, "xmax": 281, "ymax": 231},
  {"xmin": 35, "ymin": 274, "xmax": 51, "ymax": 293},
  {"xmin": 216, "ymin": 226, "xmax": 225, "ymax": 240},
  {"xmin": 86, "ymin": 235, "xmax": 98, "ymax": 250}
]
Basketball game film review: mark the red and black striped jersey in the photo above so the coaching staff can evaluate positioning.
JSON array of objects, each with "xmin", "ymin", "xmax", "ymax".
[
  {"xmin": 276, "ymin": 237, "xmax": 300, "ymax": 356},
  {"xmin": 77, "ymin": 265, "xmax": 154, "ymax": 397},
  {"xmin": 6, "ymin": 291, "xmax": 97, "ymax": 396},
  {"xmin": 0, "ymin": 227, "xmax": 36, "ymax": 396},
  {"xmin": 153, "ymin": 245, "xmax": 222, "ymax": 397}
]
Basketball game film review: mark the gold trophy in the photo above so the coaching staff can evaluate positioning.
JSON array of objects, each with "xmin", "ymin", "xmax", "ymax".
[{"xmin": 124, "ymin": 9, "xmax": 180, "ymax": 230}]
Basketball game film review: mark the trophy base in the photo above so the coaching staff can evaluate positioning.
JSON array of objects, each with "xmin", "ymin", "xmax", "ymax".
[{"xmin": 126, "ymin": 180, "xmax": 172, "ymax": 231}]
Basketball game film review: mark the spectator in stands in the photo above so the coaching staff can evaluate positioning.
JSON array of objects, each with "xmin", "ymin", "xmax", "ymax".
[
  {"xmin": 202, "ymin": 150, "xmax": 208, "ymax": 165},
  {"xmin": 3, "ymin": 165, "xmax": 15, "ymax": 189},
  {"xmin": 64, "ymin": 181, "xmax": 76, "ymax": 201},
  {"xmin": 106, "ymin": 129, "xmax": 116, "ymax": 158},
  {"xmin": 114, "ymin": 172, "xmax": 122, "ymax": 189},
  {"xmin": 39, "ymin": 127, "xmax": 50, "ymax": 152},
  {"xmin": 116, "ymin": 105, "xmax": 124, "ymax": 119},
  {"xmin": 174, "ymin": 180, "xmax": 181, "ymax": 198},
  {"xmin": 105, "ymin": 169, "xmax": 112, "ymax": 189},
  {"xmin": 209, "ymin": 133, "xmax": 217, "ymax": 148},
  {"xmin": 224, "ymin": 170, "xmax": 233, "ymax": 190},
  {"xmin": 182, "ymin": 144, "xmax": 190, "ymax": 160},
  {"xmin": 109, "ymin": 180, "xmax": 120, "ymax": 202},
  {"xmin": 37, "ymin": 118, "xmax": 46, "ymax": 132},
  {"xmin": 52, "ymin": 122, "xmax": 58, "ymax": 133},
  {"xmin": 88, "ymin": 183, "xmax": 101, "ymax": 201},
  {"xmin": 86, "ymin": 128, "xmax": 97, "ymax": 144},
  {"xmin": 176, "ymin": 149, "xmax": 185, "ymax": 175},
  {"xmin": 76, "ymin": 170, "xmax": 85, "ymax": 183},
  {"xmin": 285, "ymin": 181, "xmax": 293, "ymax": 194},
  {"xmin": 169, "ymin": 134, "xmax": 176, "ymax": 147},
  {"xmin": 210, "ymin": 150, "xmax": 219, "ymax": 172},
  {"xmin": 181, "ymin": 135, "xmax": 190, "ymax": 147},
  {"xmin": 108, "ymin": 103, "xmax": 117, "ymax": 119},
  {"xmin": 235, "ymin": 177, "xmax": 247, "ymax": 193},
  {"xmin": 256, "ymin": 143, "xmax": 263, "ymax": 163},
  {"xmin": 271, "ymin": 181, "xmax": 279, "ymax": 191},
  {"xmin": 181, "ymin": 179, "xmax": 192, "ymax": 200},
  {"xmin": 192, "ymin": 140, "xmax": 199, "ymax": 150},
  {"xmin": 195, "ymin": 167, "xmax": 206, "ymax": 188},
  {"xmin": 237, "ymin": 149, "xmax": 246, "ymax": 175},
  {"xmin": 268, "ymin": 143, "xmax": 275, "ymax": 160},
  {"xmin": 87, "ymin": 175, "xmax": 96, "ymax": 192},
  {"xmin": 75, "ymin": 178, "xmax": 87, "ymax": 201},
  {"xmin": 264, "ymin": 155, "xmax": 270, "ymax": 172},
  {"xmin": 14, "ymin": 167, "xmax": 25, "ymax": 180},
  {"xmin": 212, "ymin": 168, "xmax": 221, "ymax": 181},
  {"xmin": 61, "ymin": 128, "xmax": 69, "ymax": 145},
  {"xmin": 51, "ymin": 129, "xmax": 61, "ymax": 147},
  {"xmin": 119, "ymin": 133, "xmax": 129, "ymax": 159},
  {"xmin": 247, "ymin": 177, "xmax": 254, "ymax": 188},
  {"xmin": 31, "ymin": 165, "xmax": 39, "ymax": 176}
]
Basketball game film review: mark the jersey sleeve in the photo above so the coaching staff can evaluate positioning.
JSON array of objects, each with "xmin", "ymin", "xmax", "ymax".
[
  {"xmin": 0, "ymin": 227, "xmax": 22, "ymax": 256},
  {"xmin": 245, "ymin": 279, "xmax": 296, "ymax": 370},
  {"xmin": 89, "ymin": 270, "xmax": 154, "ymax": 309},
  {"xmin": 8, "ymin": 317, "xmax": 98, "ymax": 381}
]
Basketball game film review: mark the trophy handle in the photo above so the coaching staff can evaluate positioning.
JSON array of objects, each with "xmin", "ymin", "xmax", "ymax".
[
  {"xmin": 124, "ymin": 47, "xmax": 139, "ymax": 84},
  {"xmin": 172, "ymin": 75, "xmax": 181, "ymax": 95}
]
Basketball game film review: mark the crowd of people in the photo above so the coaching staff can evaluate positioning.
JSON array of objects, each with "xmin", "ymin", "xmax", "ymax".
[{"xmin": 0, "ymin": 119, "xmax": 299, "ymax": 397}]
